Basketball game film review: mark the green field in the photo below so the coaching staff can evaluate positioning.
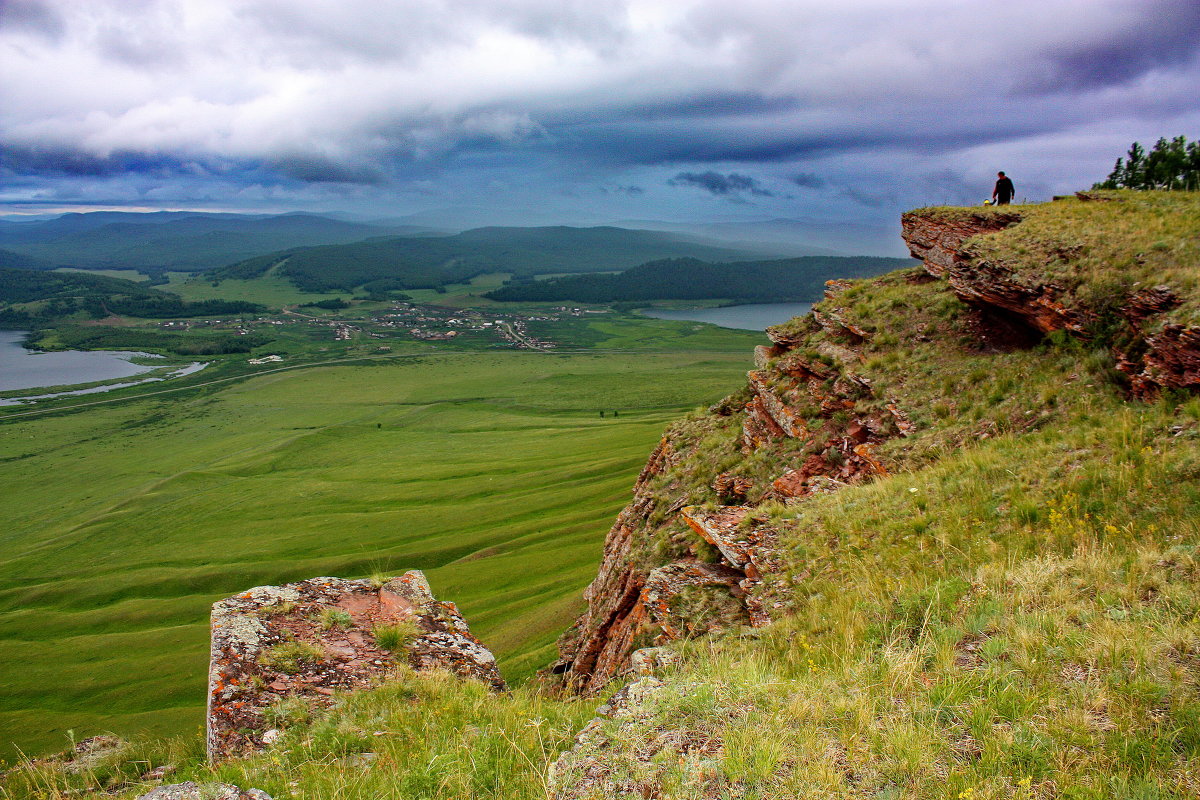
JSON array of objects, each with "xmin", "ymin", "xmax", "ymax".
[
  {"xmin": 54, "ymin": 268, "xmax": 150, "ymax": 283},
  {"xmin": 0, "ymin": 343, "xmax": 758, "ymax": 762},
  {"xmin": 165, "ymin": 270, "xmax": 334, "ymax": 308}
]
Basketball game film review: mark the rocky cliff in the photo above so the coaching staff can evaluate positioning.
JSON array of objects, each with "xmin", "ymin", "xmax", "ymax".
[
  {"xmin": 550, "ymin": 191, "xmax": 1200, "ymax": 697},
  {"xmin": 549, "ymin": 281, "xmax": 915, "ymax": 694},
  {"xmin": 901, "ymin": 199, "xmax": 1200, "ymax": 398}
]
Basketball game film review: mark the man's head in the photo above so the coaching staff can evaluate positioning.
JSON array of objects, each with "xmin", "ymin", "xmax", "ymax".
[{"xmin": 998, "ymin": 171, "xmax": 1006, "ymax": 177}]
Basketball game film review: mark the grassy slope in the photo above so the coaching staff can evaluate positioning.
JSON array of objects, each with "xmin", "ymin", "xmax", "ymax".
[
  {"xmin": 921, "ymin": 191, "xmax": 1200, "ymax": 326},
  {"xmin": 0, "ymin": 344, "xmax": 758, "ymax": 763},
  {"xmin": 541, "ymin": 198, "xmax": 1200, "ymax": 799},
  {"xmin": 164, "ymin": 270, "xmax": 333, "ymax": 308}
]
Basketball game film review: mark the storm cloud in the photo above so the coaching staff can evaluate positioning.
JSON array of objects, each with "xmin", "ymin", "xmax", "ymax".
[
  {"xmin": 2, "ymin": 0, "xmax": 1198, "ymax": 241},
  {"xmin": 670, "ymin": 172, "xmax": 774, "ymax": 197}
]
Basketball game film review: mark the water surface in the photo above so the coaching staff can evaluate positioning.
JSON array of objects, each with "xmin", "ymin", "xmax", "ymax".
[
  {"xmin": 640, "ymin": 302, "xmax": 812, "ymax": 331},
  {"xmin": 0, "ymin": 330, "xmax": 160, "ymax": 391},
  {"xmin": 0, "ymin": 331, "xmax": 209, "ymax": 405}
]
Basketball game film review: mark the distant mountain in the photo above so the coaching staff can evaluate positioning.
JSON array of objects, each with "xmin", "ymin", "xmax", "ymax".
[
  {"xmin": 211, "ymin": 225, "xmax": 766, "ymax": 293},
  {"xmin": 616, "ymin": 217, "xmax": 907, "ymax": 258},
  {"xmin": 0, "ymin": 212, "xmax": 427, "ymax": 272},
  {"xmin": 485, "ymin": 255, "xmax": 917, "ymax": 304}
]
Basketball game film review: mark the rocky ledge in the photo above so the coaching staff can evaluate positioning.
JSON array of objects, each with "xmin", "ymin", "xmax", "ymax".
[
  {"xmin": 548, "ymin": 280, "xmax": 912, "ymax": 695},
  {"xmin": 207, "ymin": 570, "xmax": 504, "ymax": 760},
  {"xmin": 901, "ymin": 206, "xmax": 1200, "ymax": 397}
]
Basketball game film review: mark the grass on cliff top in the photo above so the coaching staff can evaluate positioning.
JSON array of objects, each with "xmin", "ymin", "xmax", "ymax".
[
  {"xmin": 912, "ymin": 191, "xmax": 1200, "ymax": 328},
  {"xmin": 561, "ymin": 392, "xmax": 1200, "ymax": 799}
]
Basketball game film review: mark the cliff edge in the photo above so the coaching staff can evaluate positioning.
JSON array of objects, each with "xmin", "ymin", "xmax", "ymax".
[{"xmin": 550, "ymin": 192, "xmax": 1200, "ymax": 700}]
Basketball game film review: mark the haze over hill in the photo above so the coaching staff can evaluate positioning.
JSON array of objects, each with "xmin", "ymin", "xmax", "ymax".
[
  {"xmin": 0, "ymin": 213, "xmax": 428, "ymax": 273},
  {"xmin": 210, "ymin": 225, "xmax": 771, "ymax": 292}
]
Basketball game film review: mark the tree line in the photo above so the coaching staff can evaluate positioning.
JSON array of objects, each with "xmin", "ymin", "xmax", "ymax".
[{"xmin": 1095, "ymin": 136, "xmax": 1200, "ymax": 191}]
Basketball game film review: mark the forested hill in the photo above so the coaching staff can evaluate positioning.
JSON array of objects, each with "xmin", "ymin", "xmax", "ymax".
[
  {"xmin": 484, "ymin": 255, "xmax": 916, "ymax": 303},
  {"xmin": 210, "ymin": 226, "xmax": 762, "ymax": 292},
  {"xmin": 0, "ymin": 212, "xmax": 424, "ymax": 273},
  {"xmin": 0, "ymin": 266, "xmax": 262, "ymax": 327},
  {"xmin": 0, "ymin": 248, "xmax": 55, "ymax": 271}
]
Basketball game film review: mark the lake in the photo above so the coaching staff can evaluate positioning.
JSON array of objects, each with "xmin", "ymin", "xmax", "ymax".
[
  {"xmin": 640, "ymin": 302, "xmax": 813, "ymax": 331},
  {"xmin": 0, "ymin": 330, "xmax": 162, "ymax": 391},
  {"xmin": 0, "ymin": 330, "xmax": 209, "ymax": 404}
]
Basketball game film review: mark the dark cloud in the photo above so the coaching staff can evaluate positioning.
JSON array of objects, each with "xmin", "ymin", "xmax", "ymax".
[
  {"xmin": 0, "ymin": 144, "xmax": 199, "ymax": 178},
  {"xmin": 268, "ymin": 156, "xmax": 385, "ymax": 185},
  {"xmin": 669, "ymin": 172, "xmax": 773, "ymax": 197},
  {"xmin": 614, "ymin": 184, "xmax": 644, "ymax": 195},
  {"xmin": 1027, "ymin": 0, "xmax": 1200, "ymax": 93},
  {"xmin": 790, "ymin": 173, "xmax": 824, "ymax": 189},
  {"xmin": 619, "ymin": 92, "xmax": 798, "ymax": 123},
  {"xmin": 0, "ymin": 0, "xmax": 65, "ymax": 41}
]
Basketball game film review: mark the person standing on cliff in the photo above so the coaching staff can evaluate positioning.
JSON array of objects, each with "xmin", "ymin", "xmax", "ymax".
[{"xmin": 992, "ymin": 171, "xmax": 1015, "ymax": 205}]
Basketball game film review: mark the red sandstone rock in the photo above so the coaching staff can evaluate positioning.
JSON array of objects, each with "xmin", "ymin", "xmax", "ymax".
[
  {"xmin": 640, "ymin": 559, "xmax": 748, "ymax": 639},
  {"xmin": 746, "ymin": 371, "xmax": 808, "ymax": 438},
  {"xmin": 741, "ymin": 395, "xmax": 786, "ymax": 450},
  {"xmin": 1124, "ymin": 286, "xmax": 1182, "ymax": 323},
  {"xmin": 900, "ymin": 210, "xmax": 1021, "ymax": 279},
  {"xmin": 712, "ymin": 473, "xmax": 753, "ymax": 503},
  {"xmin": 1137, "ymin": 324, "xmax": 1200, "ymax": 394},
  {"xmin": 206, "ymin": 571, "xmax": 504, "ymax": 761},
  {"xmin": 903, "ymin": 209, "xmax": 1200, "ymax": 398},
  {"xmin": 549, "ymin": 438, "xmax": 675, "ymax": 695},
  {"xmin": 812, "ymin": 307, "xmax": 870, "ymax": 344}
]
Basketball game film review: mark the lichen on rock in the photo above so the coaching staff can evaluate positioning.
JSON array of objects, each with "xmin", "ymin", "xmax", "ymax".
[{"xmin": 207, "ymin": 570, "xmax": 504, "ymax": 761}]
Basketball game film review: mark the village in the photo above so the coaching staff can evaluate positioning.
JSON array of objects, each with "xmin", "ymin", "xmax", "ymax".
[{"xmin": 155, "ymin": 299, "xmax": 610, "ymax": 354}]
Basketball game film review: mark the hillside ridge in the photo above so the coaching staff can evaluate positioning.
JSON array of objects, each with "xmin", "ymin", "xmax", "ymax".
[{"xmin": 548, "ymin": 192, "xmax": 1200, "ymax": 699}]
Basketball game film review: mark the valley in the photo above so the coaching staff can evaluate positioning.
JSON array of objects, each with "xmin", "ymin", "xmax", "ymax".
[{"xmin": 0, "ymin": 339, "xmax": 760, "ymax": 761}]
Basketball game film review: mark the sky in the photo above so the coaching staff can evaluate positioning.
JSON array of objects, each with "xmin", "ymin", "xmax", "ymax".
[{"xmin": 1, "ymin": 0, "xmax": 1198, "ymax": 251}]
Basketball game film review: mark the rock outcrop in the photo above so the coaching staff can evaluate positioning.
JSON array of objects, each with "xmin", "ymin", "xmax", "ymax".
[
  {"xmin": 548, "ymin": 281, "xmax": 910, "ymax": 695},
  {"xmin": 137, "ymin": 784, "xmax": 272, "ymax": 800},
  {"xmin": 207, "ymin": 571, "xmax": 504, "ymax": 761},
  {"xmin": 548, "ymin": 650, "xmax": 710, "ymax": 800},
  {"xmin": 901, "ymin": 207, "xmax": 1200, "ymax": 397}
]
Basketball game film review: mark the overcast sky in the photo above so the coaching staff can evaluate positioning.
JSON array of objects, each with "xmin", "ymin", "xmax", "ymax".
[{"xmin": 2, "ymin": 0, "xmax": 1198, "ymax": 248}]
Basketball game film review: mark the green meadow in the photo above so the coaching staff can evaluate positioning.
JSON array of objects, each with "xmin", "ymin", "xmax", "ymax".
[
  {"xmin": 0, "ymin": 343, "xmax": 758, "ymax": 762},
  {"xmin": 165, "ymin": 270, "xmax": 334, "ymax": 308}
]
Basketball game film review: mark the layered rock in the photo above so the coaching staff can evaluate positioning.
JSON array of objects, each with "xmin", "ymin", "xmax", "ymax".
[
  {"xmin": 901, "ymin": 208, "xmax": 1200, "ymax": 397},
  {"xmin": 207, "ymin": 571, "xmax": 504, "ymax": 760},
  {"xmin": 550, "ymin": 281, "xmax": 910, "ymax": 695},
  {"xmin": 901, "ymin": 209, "xmax": 1089, "ymax": 340}
]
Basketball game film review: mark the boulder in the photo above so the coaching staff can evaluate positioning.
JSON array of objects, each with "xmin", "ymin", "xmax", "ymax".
[{"xmin": 207, "ymin": 571, "xmax": 504, "ymax": 761}]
